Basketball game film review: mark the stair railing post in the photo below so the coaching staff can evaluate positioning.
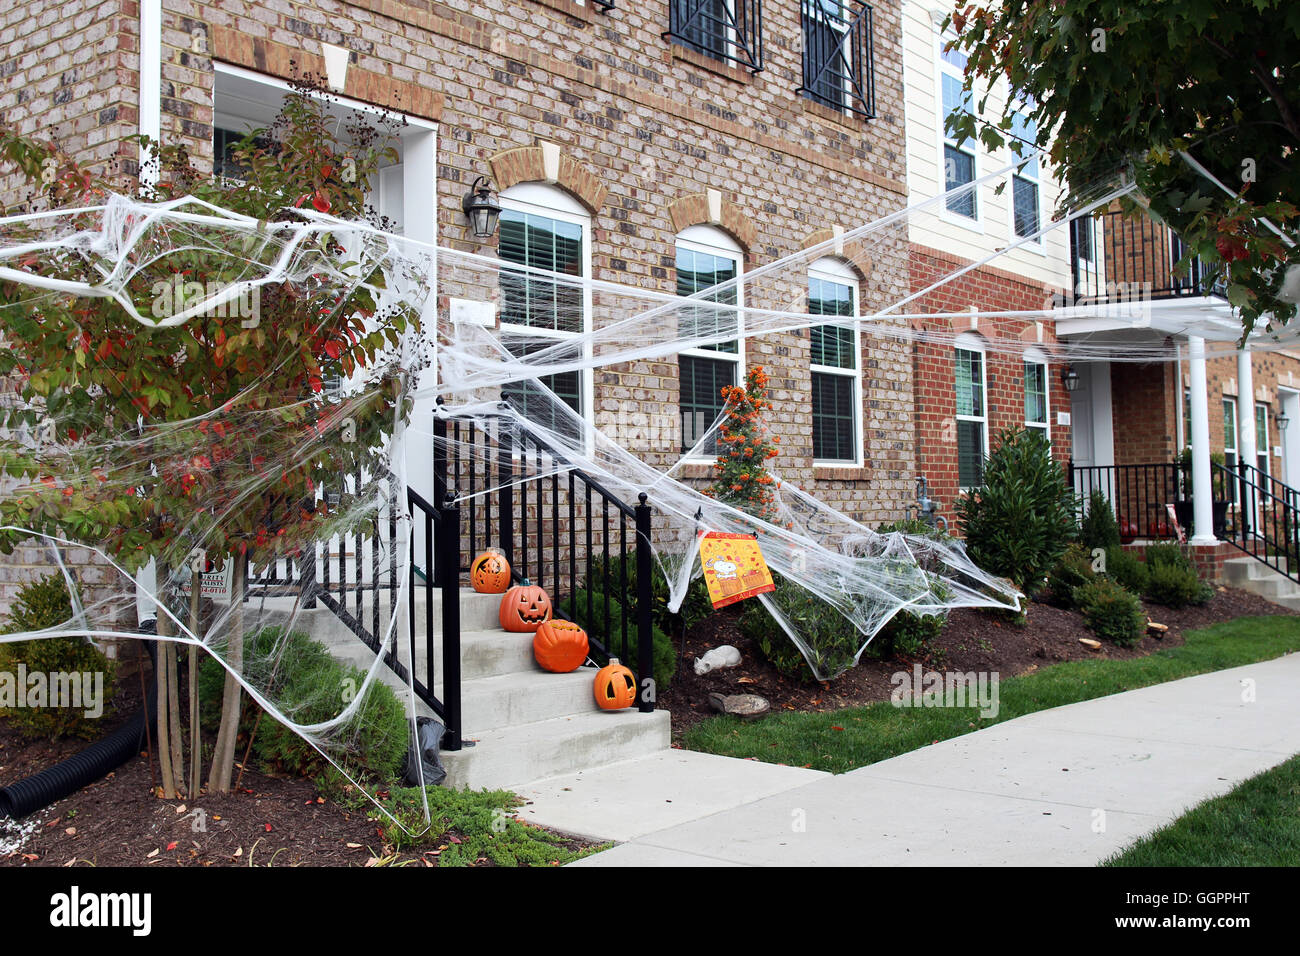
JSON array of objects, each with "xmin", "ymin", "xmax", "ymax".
[
  {"xmin": 1238, "ymin": 461, "xmax": 1251, "ymax": 541},
  {"xmin": 634, "ymin": 493, "xmax": 655, "ymax": 715},
  {"xmin": 498, "ymin": 422, "xmax": 515, "ymax": 570},
  {"xmin": 432, "ymin": 405, "xmax": 448, "ymax": 586},
  {"xmin": 439, "ymin": 489, "xmax": 463, "ymax": 751}
]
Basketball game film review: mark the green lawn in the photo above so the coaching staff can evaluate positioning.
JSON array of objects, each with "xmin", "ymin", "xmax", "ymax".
[
  {"xmin": 1104, "ymin": 753, "xmax": 1300, "ymax": 866},
  {"xmin": 683, "ymin": 616, "xmax": 1300, "ymax": 774}
]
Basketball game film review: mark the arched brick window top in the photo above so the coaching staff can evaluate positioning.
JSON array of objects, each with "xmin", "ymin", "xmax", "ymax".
[
  {"xmin": 800, "ymin": 228, "xmax": 873, "ymax": 281},
  {"xmin": 487, "ymin": 144, "xmax": 606, "ymax": 215},
  {"xmin": 667, "ymin": 191, "xmax": 757, "ymax": 253}
]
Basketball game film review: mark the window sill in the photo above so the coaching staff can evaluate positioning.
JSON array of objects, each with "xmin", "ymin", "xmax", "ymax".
[
  {"xmin": 799, "ymin": 96, "xmax": 865, "ymax": 132},
  {"xmin": 667, "ymin": 41, "xmax": 756, "ymax": 85},
  {"xmin": 674, "ymin": 462, "xmax": 717, "ymax": 481},
  {"xmin": 532, "ymin": 0, "xmax": 599, "ymax": 23},
  {"xmin": 813, "ymin": 464, "xmax": 869, "ymax": 481}
]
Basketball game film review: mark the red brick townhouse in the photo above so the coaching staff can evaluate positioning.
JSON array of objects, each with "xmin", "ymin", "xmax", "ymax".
[{"xmin": 900, "ymin": 0, "xmax": 1074, "ymax": 525}]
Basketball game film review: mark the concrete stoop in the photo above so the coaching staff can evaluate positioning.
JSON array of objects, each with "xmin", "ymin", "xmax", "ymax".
[
  {"xmin": 1222, "ymin": 556, "xmax": 1300, "ymax": 610},
  {"xmin": 309, "ymin": 588, "xmax": 670, "ymax": 790}
]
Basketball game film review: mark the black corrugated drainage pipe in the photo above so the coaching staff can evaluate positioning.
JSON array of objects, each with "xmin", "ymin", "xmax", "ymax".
[{"xmin": 0, "ymin": 633, "xmax": 159, "ymax": 819}]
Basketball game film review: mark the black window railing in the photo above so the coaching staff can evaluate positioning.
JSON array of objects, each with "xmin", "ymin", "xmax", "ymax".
[
  {"xmin": 667, "ymin": 0, "xmax": 764, "ymax": 73},
  {"xmin": 798, "ymin": 0, "xmax": 876, "ymax": 119}
]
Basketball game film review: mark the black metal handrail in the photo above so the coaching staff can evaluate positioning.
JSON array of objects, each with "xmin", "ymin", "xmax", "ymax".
[
  {"xmin": 1069, "ymin": 210, "xmax": 1227, "ymax": 303},
  {"xmin": 1068, "ymin": 461, "xmax": 1183, "ymax": 539},
  {"xmin": 1217, "ymin": 459, "xmax": 1300, "ymax": 584},
  {"xmin": 239, "ymin": 473, "xmax": 464, "ymax": 751},
  {"xmin": 434, "ymin": 403, "xmax": 656, "ymax": 712}
]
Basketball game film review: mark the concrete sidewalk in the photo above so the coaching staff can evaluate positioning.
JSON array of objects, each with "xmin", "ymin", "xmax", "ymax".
[{"xmin": 512, "ymin": 654, "xmax": 1300, "ymax": 866}]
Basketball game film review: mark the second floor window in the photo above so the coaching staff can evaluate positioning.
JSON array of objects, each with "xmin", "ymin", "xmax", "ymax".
[
  {"xmin": 940, "ymin": 31, "xmax": 976, "ymax": 220},
  {"xmin": 668, "ymin": 0, "xmax": 763, "ymax": 72},
  {"xmin": 1010, "ymin": 109, "xmax": 1041, "ymax": 240},
  {"xmin": 798, "ymin": 0, "xmax": 876, "ymax": 119}
]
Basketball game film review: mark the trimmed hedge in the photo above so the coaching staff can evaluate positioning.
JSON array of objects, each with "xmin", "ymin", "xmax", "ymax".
[{"xmin": 0, "ymin": 574, "xmax": 116, "ymax": 741}]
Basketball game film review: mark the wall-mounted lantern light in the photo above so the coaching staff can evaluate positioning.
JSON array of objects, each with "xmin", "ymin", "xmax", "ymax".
[
  {"xmin": 462, "ymin": 176, "xmax": 502, "ymax": 240},
  {"xmin": 1062, "ymin": 365, "xmax": 1081, "ymax": 392}
]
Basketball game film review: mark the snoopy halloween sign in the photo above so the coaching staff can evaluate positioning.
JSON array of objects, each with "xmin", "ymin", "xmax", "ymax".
[{"xmin": 698, "ymin": 531, "xmax": 776, "ymax": 609}]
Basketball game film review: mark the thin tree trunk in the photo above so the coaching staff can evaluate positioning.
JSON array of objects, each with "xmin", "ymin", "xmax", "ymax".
[
  {"xmin": 188, "ymin": 571, "xmax": 202, "ymax": 800},
  {"xmin": 166, "ymin": 639, "xmax": 184, "ymax": 796},
  {"xmin": 154, "ymin": 560, "xmax": 177, "ymax": 799},
  {"xmin": 208, "ymin": 557, "xmax": 245, "ymax": 793}
]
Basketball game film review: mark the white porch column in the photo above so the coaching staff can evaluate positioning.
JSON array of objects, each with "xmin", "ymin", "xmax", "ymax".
[
  {"xmin": 1188, "ymin": 336, "xmax": 1217, "ymax": 544},
  {"xmin": 1237, "ymin": 349, "xmax": 1257, "ymax": 473}
]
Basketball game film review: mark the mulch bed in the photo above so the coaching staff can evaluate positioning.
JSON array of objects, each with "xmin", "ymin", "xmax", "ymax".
[
  {"xmin": 0, "ymin": 653, "xmax": 595, "ymax": 868},
  {"xmin": 658, "ymin": 586, "xmax": 1296, "ymax": 742}
]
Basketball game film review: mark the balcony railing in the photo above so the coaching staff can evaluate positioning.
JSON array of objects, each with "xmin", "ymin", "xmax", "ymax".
[
  {"xmin": 1069, "ymin": 209, "xmax": 1226, "ymax": 303},
  {"xmin": 797, "ymin": 0, "xmax": 876, "ymax": 119},
  {"xmin": 667, "ymin": 0, "xmax": 764, "ymax": 73}
]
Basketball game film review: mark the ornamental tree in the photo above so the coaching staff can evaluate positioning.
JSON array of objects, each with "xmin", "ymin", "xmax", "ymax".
[
  {"xmin": 709, "ymin": 365, "xmax": 781, "ymax": 520},
  {"xmin": 946, "ymin": 0, "xmax": 1299, "ymax": 337},
  {"xmin": 0, "ymin": 78, "xmax": 417, "ymax": 795}
]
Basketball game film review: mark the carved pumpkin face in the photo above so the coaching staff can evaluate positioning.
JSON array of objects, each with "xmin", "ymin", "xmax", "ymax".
[
  {"xmin": 471, "ymin": 549, "xmax": 511, "ymax": 594},
  {"xmin": 594, "ymin": 658, "xmax": 637, "ymax": 710},
  {"xmin": 533, "ymin": 619, "xmax": 589, "ymax": 673},
  {"xmin": 499, "ymin": 581, "xmax": 553, "ymax": 632}
]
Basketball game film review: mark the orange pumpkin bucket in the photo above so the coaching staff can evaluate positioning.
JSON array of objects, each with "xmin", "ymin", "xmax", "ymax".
[{"xmin": 593, "ymin": 658, "xmax": 637, "ymax": 710}]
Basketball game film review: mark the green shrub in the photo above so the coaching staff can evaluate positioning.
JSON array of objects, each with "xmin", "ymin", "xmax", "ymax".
[
  {"xmin": 0, "ymin": 574, "xmax": 116, "ymax": 740},
  {"xmin": 739, "ymin": 572, "xmax": 863, "ymax": 681},
  {"xmin": 199, "ymin": 627, "xmax": 409, "ymax": 780},
  {"xmin": 957, "ymin": 427, "xmax": 1078, "ymax": 592},
  {"xmin": 1145, "ymin": 543, "xmax": 1194, "ymax": 573},
  {"xmin": 1145, "ymin": 561, "xmax": 1208, "ymax": 609},
  {"xmin": 1104, "ymin": 546, "xmax": 1149, "ymax": 595},
  {"xmin": 558, "ymin": 588, "xmax": 677, "ymax": 690},
  {"xmin": 584, "ymin": 549, "xmax": 711, "ymax": 638},
  {"xmin": 1080, "ymin": 490, "xmax": 1121, "ymax": 550},
  {"xmin": 1043, "ymin": 543, "xmax": 1097, "ymax": 608},
  {"xmin": 1073, "ymin": 577, "xmax": 1147, "ymax": 647},
  {"xmin": 868, "ymin": 520, "xmax": 953, "ymax": 658}
]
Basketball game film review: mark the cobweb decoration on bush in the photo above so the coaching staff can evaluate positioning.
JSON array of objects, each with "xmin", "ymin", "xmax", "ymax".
[{"xmin": 0, "ymin": 146, "xmax": 1287, "ymax": 830}]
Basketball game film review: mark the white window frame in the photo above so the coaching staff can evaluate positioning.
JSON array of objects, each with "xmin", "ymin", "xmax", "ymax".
[
  {"xmin": 496, "ymin": 183, "xmax": 596, "ymax": 448},
  {"xmin": 935, "ymin": 27, "xmax": 981, "ymax": 231},
  {"xmin": 1008, "ymin": 103, "xmax": 1044, "ymax": 251},
  {"xmin": 1023, "ymin": 347, "xmax": 1050, "ymax": 443},
  {"xmin": 1223, "ymin": 395, "xmax": 1239, "ymax": 503},
  {"xmin": 1256, "ymin": 401, "xmax": 1271, "ymax": 476},
  {"xmin": 677, "ymin": 225, "xmax": 745, "ymax": 463},
  {"xmin": 809, "ymin": 257, "xmax": 863, "ymax": 466},
  {"xmin": 955, "ymin": 331, "xmax": 989, "ymax": 491}
]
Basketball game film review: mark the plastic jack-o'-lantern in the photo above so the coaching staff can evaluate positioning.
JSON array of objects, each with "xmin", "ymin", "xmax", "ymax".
[
  {"xmin": 594, "ymin": 658, "xmax": 637, "ymax": 710},
  {"xmin": 470, "ymin": 549, "xmax": 512, "ymax": 594},
  {"xmin": 499, "ymin": 580, "xmax": 553, "ymax": 632},
  {"xmin": 532, "ymin": 619, "xmax": 589, "ymax": 673}
]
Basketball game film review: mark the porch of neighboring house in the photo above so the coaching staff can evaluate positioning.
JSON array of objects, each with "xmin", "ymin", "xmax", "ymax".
[{"xmin": 1057, "ymin": 207, "xmax": 1300, "ymax": 587}]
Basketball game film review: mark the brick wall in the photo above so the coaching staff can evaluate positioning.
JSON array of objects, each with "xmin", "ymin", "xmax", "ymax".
[
  {"xmin": 908, "ymin": 245, "xmax": 1071, "ymax": 529},
  {"xmin": 1111, "ymin": 361, "xmax": 1178, "ymax": 466}
]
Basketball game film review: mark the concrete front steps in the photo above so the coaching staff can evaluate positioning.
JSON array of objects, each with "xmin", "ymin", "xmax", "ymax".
[
  {"xmin": 309, "ymin": 588, "xmax": 670, "ymax": 791},
  {"xmin": 1223, "ymin": 556, "xmax": 1300, "ymax": 610}
]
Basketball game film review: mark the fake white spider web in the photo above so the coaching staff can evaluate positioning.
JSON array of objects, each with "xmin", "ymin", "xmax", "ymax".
[{"xmin": 0, "ymin": 146, "xmax": 1292, "ymax": 833}]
